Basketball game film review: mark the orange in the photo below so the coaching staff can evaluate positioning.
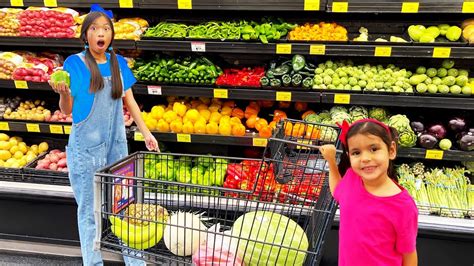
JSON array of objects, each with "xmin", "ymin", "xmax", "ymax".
[
  {"xmin": 185, "ymin": 109, "xmax": 200, "ymax": 123},
  {"xmin": 259, "ymin": 125, "xmax": 273, "ymax": 138},
  {"xmin": 255, "ymin": 118, "xmax": 268, "ymax": 132},
  {"xmin": 219, "ymin": 123, "xmax": 232, "ymax": 136},
  {"xmin": 231, "ymin": 108, "xmax": 244, "ymax": 119},
  {"xmin": 221, "ymin": 106, "xmax": 233, "ymax": 116},
  {"xmin": 199, "ymin": 109, "xmax": 211, "ymax": 122},
  {"xmin": 194, "ymin": 121, "xmax": 206, "ymax": 134},
  {"xmin": 157, "ymin": 119, "xmax": 170, "ymax": 132},
  {"xmin": 206, "ymin": 122, "xmax": 219, "ymax": 134},
  {"xmin": 208, "ymin": 104, "xmax": 221, "ymax": 113},
  {"xmin": 232, "ymin": 124, "xmax": 246, "ymax": 136},
  {"xmin": 209, "ymin": 112, "xmax": 222, "ymax": 124},
  {"xmin": 246, "ymin": 115, "xmax": 259, "ymax": 129},
  {"xmin": 182, "ymin": 121, "xmax": 194, "ymax": 134},
  {"xmin": 219, "ymin": 115, "xmax": 231, "ymax": 125},
  {"xmin": 230, "ymin": 117, "xmax": 242, "ymax": 126},
  {"xmin": 169, "ymin": 120, "xmax": 183, "ymax": 133}
]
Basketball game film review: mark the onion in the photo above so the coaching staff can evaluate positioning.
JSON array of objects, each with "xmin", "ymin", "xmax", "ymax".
[{"xmin": 163, "ymin": 211, "xmax": 207, "ymax": 256}]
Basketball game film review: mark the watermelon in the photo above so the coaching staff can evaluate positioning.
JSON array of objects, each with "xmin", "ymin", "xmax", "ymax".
[{"xmin": 231, "ymin": 211, "xmax": 309, "ymax": 266}]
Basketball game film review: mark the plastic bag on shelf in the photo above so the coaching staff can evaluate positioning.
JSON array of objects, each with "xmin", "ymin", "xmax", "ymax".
[
  {"xmin": 0, "ymin": 52, "xmax": 24, "ymax": 80},
  {"xmin": 19, "ymin": 7, "xmax": 78, "ymax": 38},
  {"xmin": 0, "ymin": 8, "xmax": 22, "ymax": 37},
  {"xmin": 12, "ymin": 62, "xmax": 50, "ymax": 82}
]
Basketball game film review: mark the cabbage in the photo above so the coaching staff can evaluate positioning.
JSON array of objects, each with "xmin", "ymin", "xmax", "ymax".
[
  {"xmin": 318, "ymin": 110, "xmax": 331, "ymax": 121},
  {"xmin": 329, "ymin": 106, "xmax": 347, "ymax": 115},
  {"xmin": 50, "ymin": 70, "xmax": 70, "ymax": 86},
  {"xmin": 231, "ymin": 211, "xmax": 309, "ymax": 266},
  {"xmin": 331, "ymin": 111, "xmax": 352, "ymax": 124}
]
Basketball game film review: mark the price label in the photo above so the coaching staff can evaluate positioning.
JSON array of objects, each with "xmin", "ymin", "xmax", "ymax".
[
  {"xmin": 374, "ymin": 46, "xmax": 392, "ymax": 57},
  {"xmin": 253, "ymin": 138, "xmax": 268, "ymax": 147},
  {"xmin": 433, "ymin": 47, "xmax": 451, "ymax": 58},
  {"xmin": 49, "ymin": 125, "xmax": 63, "ymax": 134},
  {"xmin": 191, "ymin": 42, "xmax": 206, "ymax": 52},
  {"xmin": 0, "ymin": 122, "xmax": 9, "ymax": 131},
  {"xmin": 213, "ymin": 89, "xmax": 228, "ymax": 99},
  {"xmin": 276, "ymin": 91, "xmax": 292, "ymax": 101},
  {"xmin": 304, "ymin": 0, "xmax": 320, "ymax": 10},
  {"xmin": 401, "ymin": 2, "xmax": 419, "ymax": 13},
  {"xmin": 10, "ymin": 0, "xmax": 23, "ymax": 6},
  {"xmin": 463, "ymin": 2, "xmax": 474, "ymax": 12},
  {"xmin": 177, "ymin": 134, "xmax": 191, "ymax": 143},
  {"xmin": 119, "ymin": 0, "xmax": 133, "ymax": 8},
  {"xmin": 134, "ymin": 132, "xmax": 145, "ymax": 141},
  {"xmin": 147, "ymin": 85, "xmax": 162, "ymax": 95},
  {"xmin": 332, "ymin": 2, "xmax": 348, "ymax": 12},
  {"xmin": 425, "ymin": 150, "xmax": 444, "ymax": 160},
  {"xmin": 63, "ymin": 125, "xmax": 71, "ymax": 134},
  {"xmin": 178, "ymin": 0, "xmax": 192, "ymax": 9},
  {"xmin": 14, "ymin": 80, "xmax": 28, "ymax": 89},
  {"xmin": 44, "ymin": 0, "xmax": 57, "ymax": 7},
  {"xmin": 276, "ymin": 44, "xmax": 292, "ymax": 54},
  {"xmin": 26, "ymin": 123, "xmax": 40, "ymax": 133},
  {"xmin": 310, "ymin": 45, "xmax": 326, "ymax": 55},
  {"xmin": 334, "ymin": 93, "xmax": 351, "ymax": 104}
]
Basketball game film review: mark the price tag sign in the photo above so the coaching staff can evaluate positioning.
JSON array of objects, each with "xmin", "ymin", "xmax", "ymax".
[
  {"xmin": 310, "ymin": 45, "xmax": 326, "ymax": 55},
  {"xmin": 332, "ymin": 2, "xmax": 348, "ymax": 12},
  {"xmin": 63, "ymin": 125, "xmax": 71, "ymax": 134},
  {"xmin": 119, "ymin": 0, "xmax": 133, "ymax": 8},
  {"xmin": 147, "ymin": 85, "xmax": 162, "ymax": 95},
  {"xmin": 304, "ymin": 0, "xmax": 320, "ymax": 10},
  {"xmin": 401, "ymin": 2, "xmax": 419, "ymax": 13},
  {"xmin": 463, "ymin": 2, "xmax": 474, "ymax": 12},
  {"xmin": 177, "ymin": 134, "xmax": 191, "ymax": 143},
  {"xmin": 0, "ymin": 122, "xmax": 9, "ymax": 131},
  {"xmin": 334, "ymin": 93, "xmax": 351, "ymax": 104},
  {"xmin": 26, "ymin": 123, "xmax": 40, "ymax": 133},
  {"xmin": 191, "ymin": 42, "xmax": 206, "ymax": 52},
  {"xmin": 178, "ymin": 0, "xmax": 192, "ymax": 9},
  {"xmin": 213, "ymin": 89, "xmax": 228, "ymax": 99},
  {"xmin": 433, "ymin": 47, "xmax": 451, "ymax": 58},
  {"xmin": 134, "ymin": 132, "xmax": 145, "ymax": 141},
  {"xmin": 14, "ymin": 80, "xmax": 28, "ymax": 89},
  {"xmin": 374, "ymin": 46, "xmax": 392, "ymax": 57},
  {"xmin": 44, "ymin": 0, "xmax": 57, "ymax": 7},
  {"xmin": 276, "ymin": 91, "xmax": 292, "ymax": 102},
  {"xmin": 276, "ymin": 44, "xmax": 292, "ymax": 54},
  {"xmin": 425, "ymin": 150, "xmax": 444, "ymax": 160},
  {"xmin": 10, "ymin": 0, "xmax": 23, "ymax": 6},
  {"xmin": 49, "ymin": 125, "xmax": 63, "ymax": 134},
  {"xmin": 252, "ymin": 138, "xmax": 268, "ymax": 147}
]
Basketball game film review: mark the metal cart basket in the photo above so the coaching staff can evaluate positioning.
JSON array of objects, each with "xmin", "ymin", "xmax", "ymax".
[{"xmin": 94, "ymin": 119, "xmax": 341, "ymax": 265}]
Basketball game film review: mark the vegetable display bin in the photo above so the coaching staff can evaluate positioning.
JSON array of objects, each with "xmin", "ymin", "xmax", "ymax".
[{"xmin": 94, "ymin": 119, "xmax": 342, "ymax": 265}]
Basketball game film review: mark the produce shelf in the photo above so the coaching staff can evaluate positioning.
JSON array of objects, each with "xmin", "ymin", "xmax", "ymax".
[
  {"xmin": 327, "ymin": 0, "xmax": 471, "ymax": 13},
  {"xmin": 129, "ymin": 129, "xmax": 474, "ymax": 161},
  {"xmin": 0, "ymin": 120, "xmax": 71, "ymax": 135},
  {"xmin": 132, "ymin": 84, "xmax": 321, "ymax": 102},
  {"xmin": 0, "ymin": 37, "xmax": 135, "ymax": 50},
  {"xmin": 139, "ymin": 0, "xmax": 325, "ymax": 10},
  {"xmin": 0, "ymin": 0, "xmax": 139, "ymax": 8},
  {"xmin": 321, "ymin": 92, "xmax": 474, "ymax": 110},
  {"xmin": 0, "ymin": 80, "xmax": 52, "ymax": 91},
  {"xmin": 136, "ymin": 39, "xmax": 474, "ymax": 59}
]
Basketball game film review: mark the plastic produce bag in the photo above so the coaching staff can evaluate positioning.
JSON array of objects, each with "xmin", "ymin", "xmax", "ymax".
[
  {"xmin": 0, "ymin": 52, "xmax": 23, "ymax": 79},
  {"xmin": 192, "ymin": 224, "xmax": 244, "ymax": 266},
  {"xmin": 0, "ymin": 8, "xmax": 22, "ymax": 37}
]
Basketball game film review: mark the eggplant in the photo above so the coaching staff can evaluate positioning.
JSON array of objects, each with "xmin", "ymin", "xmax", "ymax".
[
  {"xmin": 410, "ymin": 121, "xmax": 425, "ymax": 134},
  {"xmin": 418, "ymin": 133, "xmax": 438, "ymax": 149},
  {"xmin": 448, "ymin": 117, "xmax": 466, "ymax": 132},
  {"xmin": 427, "ymin": 124, "xmax": 447, "ymax": 140}
]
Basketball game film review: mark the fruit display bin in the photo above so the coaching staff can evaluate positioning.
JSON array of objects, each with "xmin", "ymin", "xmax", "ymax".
[
  {"xmin": 23, "ymin": 152, "xmax": 69, "ymax": 186},
  {"xmin": 94, "ymin": 119, "xmax": 341, "ymax": 265}
]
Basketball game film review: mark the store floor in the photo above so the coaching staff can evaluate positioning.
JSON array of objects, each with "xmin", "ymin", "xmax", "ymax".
[{"xmin": 0, "ymin": 252, "xmax": 125, "ymax": 266}]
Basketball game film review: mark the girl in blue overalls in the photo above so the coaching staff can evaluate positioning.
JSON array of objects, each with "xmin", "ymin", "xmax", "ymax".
[{"xmin": 49, "ymin": 8, "xmax": 158, "ymax": 266}]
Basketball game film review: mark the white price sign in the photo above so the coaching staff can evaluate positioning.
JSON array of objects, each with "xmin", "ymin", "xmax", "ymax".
[
  {"xmin": 191, "ymin": 42, "xmax": 206, "ymax": 52},
  {"xmin": 147, "ymin": 85, "xmax": 162, "ymax": 95}
]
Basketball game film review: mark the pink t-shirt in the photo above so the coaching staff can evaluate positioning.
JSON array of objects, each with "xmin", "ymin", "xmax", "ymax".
[{"xmin": 333, "ymin": 168, "xmax": 418, "ymax": 266}]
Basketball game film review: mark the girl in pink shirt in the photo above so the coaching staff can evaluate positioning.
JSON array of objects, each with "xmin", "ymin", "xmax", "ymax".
[{"xmin": 319, "ymin": 119, "xmax": 418, "ymax": 266}]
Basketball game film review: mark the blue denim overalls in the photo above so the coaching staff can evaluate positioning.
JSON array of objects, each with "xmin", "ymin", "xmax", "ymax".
[{"xmin": 66, "ymin": 53, "xmax": 145, "ymax": 266}]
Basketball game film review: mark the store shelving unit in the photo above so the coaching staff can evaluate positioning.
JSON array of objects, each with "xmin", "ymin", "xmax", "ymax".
[{"xmin": 0, "ymin": 1, "xmax": 472, "ymax": 265}]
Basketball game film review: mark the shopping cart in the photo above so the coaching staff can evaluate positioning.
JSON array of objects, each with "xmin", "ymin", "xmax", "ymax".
[{"xmin": 94, "ymin": 119, "xmax": 342, "ymax": 265}]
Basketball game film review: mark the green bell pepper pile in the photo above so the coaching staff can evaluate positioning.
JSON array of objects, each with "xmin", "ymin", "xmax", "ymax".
[{"xmin": 261, "ymin": 54, "xmax": 314, "ymax": 88}]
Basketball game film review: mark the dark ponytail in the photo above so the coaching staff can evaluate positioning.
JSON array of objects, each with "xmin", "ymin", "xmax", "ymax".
[{"xmin": 80, "ymin": 11, "xmax": 122, "ymax": 99}]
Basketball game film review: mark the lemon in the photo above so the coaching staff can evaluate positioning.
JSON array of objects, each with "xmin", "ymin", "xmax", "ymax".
[
  {"xmin": 0, "ymin": 141, "xmax": 10, "ymax": 151},
  {"xmin": 9, "ymin": 145, "xmax": 19, "ymax": 155},
  {"xmin": 0, "ymin": 160, "xmax": 4, "ymax": 167},
  {"xmin": 38, "ymin": 142, "xmax": 49, "ymax": 153},
  {"xmin": 29, "ymin": 145, "xmax": 39, "ymax": 155},
  {"xmin": 8, "ymin": 138, "xmax": 18, "ymax": 147},
  {"xmin": 0, "ymin": 133, "xmax": 9, "ymax": 141},
  {"xmin": 13, "ymin": 151, "xmax": 24, "ymax": 160},
  {"xmin": 0, "ymin": 150, "xmax": 11, "ymax": 161}
]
